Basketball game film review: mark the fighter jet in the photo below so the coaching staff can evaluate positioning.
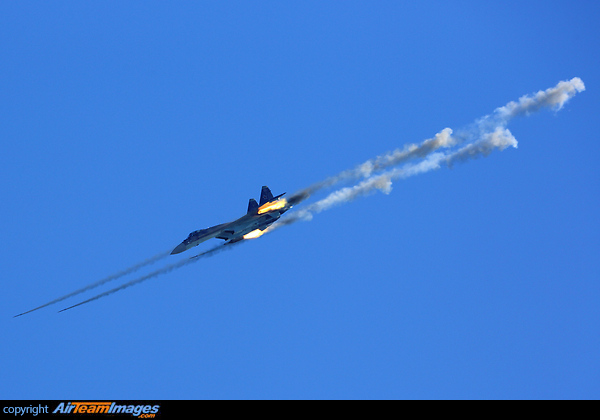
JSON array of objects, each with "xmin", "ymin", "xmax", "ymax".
[{"xmin": 171, "ymin": 186, "xmax": 289, "ymax": 254}]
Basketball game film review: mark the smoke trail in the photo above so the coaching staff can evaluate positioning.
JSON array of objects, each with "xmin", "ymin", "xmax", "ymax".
[
  {"xmin": 281, "ymin": 78, "xmax": 583, "ymax": 225},
  {"xmin": 288, "ymin": 77, "xmax": 585, "ymax": 206},
  {"xmin": 58, "ymin": 243, "xmax": 237, "ymax": 313},
  {"xmin": 445, "ymin": 127, "xmax": 517, "ymax": 166},
  {"xmin": 14, "ymin": 249, "xmax": 171, "ymax": 317},
  {"xmin": 494, "ymin": 77, "xmax": 585, "ymax": 119},
  {"xmin": 269, "ymin": 161, "xmax": 434, "ymax": 229},
  {"xmin": 278, "ymin": 131, "xmax": 515, "ymax": 225},
  {"xmin": 288, "ymin": 128, "xmax": 455, "ymax": 205}
]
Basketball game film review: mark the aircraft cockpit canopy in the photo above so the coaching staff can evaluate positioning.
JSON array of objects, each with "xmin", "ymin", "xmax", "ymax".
[
  {"xmin": 187, "ymin": 230, "xmax": 200, "ymax": 239},
  {"xmin": 186, "ymin": 229, "xmax": 208, "ymax": 239}
]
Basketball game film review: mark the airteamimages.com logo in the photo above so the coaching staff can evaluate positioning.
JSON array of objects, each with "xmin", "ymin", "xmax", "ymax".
[
  {"xmin": 53, "ymin": 402, "xmax": 160, "ymax": 417},
  {"xmin": 2, "ymin": 402, "xmax": 161, "ymax": 418}
]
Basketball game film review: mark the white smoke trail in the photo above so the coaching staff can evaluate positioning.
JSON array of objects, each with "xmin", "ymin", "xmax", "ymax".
[
  {"xmin": 289, "ymin": 77, "xmax": 585, "ymax": 207},
  {"xmin": 445, "ymin": 127, "xmax": 518, "ymax": 167},
  {"xmin": 279, "ymin": 133, "xmax": 515, "ymax": 224},
  {"xmin": 474, "ymin": 77, "xmax": 586, "ymax": 136},
  {"xmin": 281, "ymin": 78, "xmax": 583, "ymax": 224},
  {"xmin": 288, "ymin": 128, "xmax": 455, "ymax": 204},
  {"xmin": 14, "ymin": 249, "xmax": 172, "ymax": 317},
  {"xmin": 494, "ymin": 77, "xmax": 585, "ymax": 119},
  {"xmin": 58, "ymin": 243, "xmax": 237, "ymax": 313}
]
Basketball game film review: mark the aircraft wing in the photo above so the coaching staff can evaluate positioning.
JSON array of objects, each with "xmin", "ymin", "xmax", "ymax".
[{"xmin": 215, "ymin": 229, "xmax": 236, "ymax": 241}]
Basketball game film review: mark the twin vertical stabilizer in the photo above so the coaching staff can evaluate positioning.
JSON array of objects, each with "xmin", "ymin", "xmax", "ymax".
[{"xmin": 249, "ymin": 186, "xmax": 285, "ymax": 214}]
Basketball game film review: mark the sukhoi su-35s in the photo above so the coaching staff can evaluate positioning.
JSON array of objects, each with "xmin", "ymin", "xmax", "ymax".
[{"xmin": 171, "ymin": 186, "xmax": 289, "ymax": 254}]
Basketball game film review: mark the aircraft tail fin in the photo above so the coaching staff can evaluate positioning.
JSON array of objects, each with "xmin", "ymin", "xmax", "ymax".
[
  {"xmin": 259, "ymin": 186, "xmax": 274, "ymax": 206},
  {"xmin": 247, "ymin": 198, "xmax": 259, "ymax": 214}
]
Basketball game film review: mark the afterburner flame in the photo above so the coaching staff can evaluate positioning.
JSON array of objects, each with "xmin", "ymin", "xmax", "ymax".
[
  {"xmin": 243, "ymin": 229, "xmax": 266, "ymax": 240},
  {"xmin": 257, "ymin": 198, "xmax": 287, "ymax": 214}
]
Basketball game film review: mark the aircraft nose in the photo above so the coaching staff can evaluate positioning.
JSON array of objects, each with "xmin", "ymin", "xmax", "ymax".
[{"xmin": 171, "ymin": 243, "xmax": 187, "ymax": 255}]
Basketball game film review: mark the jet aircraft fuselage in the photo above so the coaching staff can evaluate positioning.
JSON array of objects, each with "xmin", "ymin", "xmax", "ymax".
[{"xmin": 171, "ymin": 186, "xmax": 289, "ymax": 255}]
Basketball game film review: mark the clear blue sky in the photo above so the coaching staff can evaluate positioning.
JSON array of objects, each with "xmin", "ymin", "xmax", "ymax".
[{"xmin": 2, "ymin": 2, "xmax": 598, "ymax": 399}]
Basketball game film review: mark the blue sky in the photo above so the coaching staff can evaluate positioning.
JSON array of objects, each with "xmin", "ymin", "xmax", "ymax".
[{"xmin": 2, "ymin": 2, "xmax": 598, "ymax": 399}]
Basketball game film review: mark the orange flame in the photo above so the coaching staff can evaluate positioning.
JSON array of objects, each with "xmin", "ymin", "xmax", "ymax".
[
  {"xmin": 257, "ymin": 198, "xmax": 287, "ymax": 215},
  {"xmin": 243, "ymin": 229, "xmax": 266, "ymax": 240}
]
